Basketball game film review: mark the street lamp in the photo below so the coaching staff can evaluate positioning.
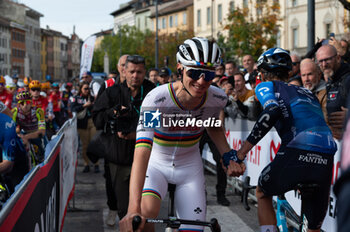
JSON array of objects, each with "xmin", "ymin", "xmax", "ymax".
[{"xmin": 155, "ymin": 0, "xmax": 159, "ymax": 69}]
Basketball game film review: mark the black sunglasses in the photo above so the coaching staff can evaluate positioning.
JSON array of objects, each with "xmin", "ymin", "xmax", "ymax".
[
  {"xmin": 127, "ymin": 55, "xmax": 145, "ymax": 65},
  {"xmin": 83, "ymin": 87, "xmax": 90, "ymax": 90},
  {"xmin": 292, "ymin": 62, "xmax": 300, "ymax": 66},
  {"xmin": 31, "ymin": 88, "xmax": 41, "ymax": 92}
]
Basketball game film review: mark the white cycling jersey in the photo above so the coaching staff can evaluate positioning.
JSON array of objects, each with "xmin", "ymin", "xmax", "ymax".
[{"xmin": 135, "ymin": 82, "xmax": 227, "ymax": 231}]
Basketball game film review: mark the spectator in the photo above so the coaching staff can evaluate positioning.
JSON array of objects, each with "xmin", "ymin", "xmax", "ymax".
[
  {"xmin": 328, "ymin": 36, "xmax": 350, "ymax": 64},
  {"xmin": 97, "ymin": 56, "xmax": 129, "ymax": 98},
  {"xmin": 213, "ymin": 64, "xmax": 225, "ymax": 86},
  {"xmin": 0, "ymin": 76, "xmax": 13, "ymax": 109},
  {"xmin": 12, "ymin": 74, "xmax": 19, "ymax": 89},
  {"xmin": 48, "ymin": 82, "xmax": 62, "ymax": 127},
  {"xmin": 288, "ymin": 52, "xmax": 302, "ymax": 84},
  {"xmin": 158, "ymin": 67, "xmax": 170, "ymax": 85},
  {"xmin": 242, "ymin": 54, "xmax": 255, "ymax": 89},
  {"xmin": 148, "ymin": 68, "xmax": 159, "ymax": 85},
  {"xmin": 316, "ymin": 44, "xmax": 350, "ymax": 139},
  {"xmin": 231, "ymin": 72, "xmax": 255, "ymax": 119},
  {"xmin": 92, "ymin": 55, "xmax": 155, "ymax": 220},
  {"xmin": 225, "ymin": 60, "xmax": 238, "ymax": 85},
  {"xmin": 300, "ymin": 58, "xmax": 328, "ymax": 121},
  {"xmin": 116, "ymin": 54, "xmax": 129, "ymax": 84},
  {"xmin": 339, "ymin": 38, "xmax": 350, "ymax": 63},
  {"xmin": 81, "ymin": 71, "xmax": 101, "ymax": 98},
  {"xmin": 71, "ymin": 81, "xmax": 99, "ymax": 173}
]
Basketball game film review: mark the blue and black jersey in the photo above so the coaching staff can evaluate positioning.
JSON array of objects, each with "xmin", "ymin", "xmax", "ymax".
[{"xmin": 247, "ymin": 81, "xmax": 337, "ymax": 155}]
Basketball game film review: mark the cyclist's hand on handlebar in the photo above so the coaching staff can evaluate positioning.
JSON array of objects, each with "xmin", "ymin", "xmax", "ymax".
[
  {"xmin": 119, "ymin": 213, "xmax": 145, "ymax": 232},
  {"xmin": 226, "ymin": 161, "xmax": 246, "ymax": 177}
]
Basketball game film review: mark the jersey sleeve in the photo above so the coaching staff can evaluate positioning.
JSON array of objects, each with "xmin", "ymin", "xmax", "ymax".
[
  {"xmin": 255, "ymin": 81, "xmax": 278, "ymax": 109},
  {"xmin": 135, "ymin": 90, "xmax": 157, "ymax": 150}
]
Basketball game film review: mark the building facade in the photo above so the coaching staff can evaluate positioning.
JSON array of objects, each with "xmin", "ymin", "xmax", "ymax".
[
  {"xmin": 10, "ymin": 22, "xmax": 26, "ymax": 78},
  {"xmin": 192, "ymin": 0, "xmax": 347, "ymax": 57},
  {"xmin": 24, "ymin": 8, "xmax": 43, "ymax": 79},
  {"xmin": 0, "ymin": 17, "xmax": 12, "ymax": 76},
  {"xmin": 149, "ymin": 0, "xmax": 194, "ymax": 35},
  {"xmin": 68, "ymin": 33, "xmax": 81, "ymax": 80}
]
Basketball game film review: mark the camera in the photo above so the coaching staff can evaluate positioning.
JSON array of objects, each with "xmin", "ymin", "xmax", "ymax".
[{"xmin": 108, "ymin": 103, "xmax": 138, "ymax": 135}]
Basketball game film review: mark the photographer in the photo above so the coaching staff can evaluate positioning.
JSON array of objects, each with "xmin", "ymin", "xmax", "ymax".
[{"xmin": 92, "ymin": 55, "xmax": 154, "ymax": 220}]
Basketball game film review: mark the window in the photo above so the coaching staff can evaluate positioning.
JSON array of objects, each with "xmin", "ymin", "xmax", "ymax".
[
  {"xmin": 326, "ymin": 23, "xmax": 331, "ymax": 37},
  {"xmin": 292, "ymin": 0, "xmax": 297, "ymax": 7},
  {"xmin": 197, "ymin": 9, "xmax": 201, "ymax": 27},
  {"xmin": 243, "ymin": 0, "xmax": 248, "ymax": 8},
  {"xmin": 229, "ymin": 1, "xmax": 235, "ymax": 12},
  {"xmin": 207, "ymin": 7, "xmax": 211, "ymax": 25},
  {"xmin": 292, "ymin": 28, "xmax": 298, "ymax": 48},
  {"xmin": 138, "ymin": 18, "xmax": 140, "ymax": 28},
  {"xmin": 169, "ymin": 16, "xmax": 173, "ymax": 27},
  {"xmin": 175, "ymin": 14, "xmax": 178, "ymax": 26},
  {"xmin": 183, "ymin": 12, "xmax": 187, "ymax": 25},
  {"xmin": 218, "ymin": 4, "xmax": 222, "ymax": 22},
  {"xmin": 162, "ymin": 18, "xmax": 166, "ymax": 29}
]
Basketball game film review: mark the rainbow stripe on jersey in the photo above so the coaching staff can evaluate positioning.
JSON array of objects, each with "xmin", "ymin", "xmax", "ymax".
[
  {"xmin": 135, "ymin": 137, "xmax": 153, "ymax": 150},
  {"xmin": 153, "ymin": 129, "xmax": 203, "ymax": 147}
]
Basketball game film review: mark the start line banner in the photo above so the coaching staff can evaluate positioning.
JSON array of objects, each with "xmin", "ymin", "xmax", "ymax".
[{"xmin": 202, "ymin": 117, "xmax": 341, "ymax": 231}]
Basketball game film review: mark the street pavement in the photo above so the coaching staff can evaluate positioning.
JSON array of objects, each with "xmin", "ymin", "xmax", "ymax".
[{"xmin": 62, "ymin": 159, "xmax": 260, "ymax": 232}]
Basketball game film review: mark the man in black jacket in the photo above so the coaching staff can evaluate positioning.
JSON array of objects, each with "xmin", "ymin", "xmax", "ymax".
[
  {"xmin": 316, "ymin": 44, "xmax": 350, "ymax": 140},
  {"xmin": 92, "ymin": 55, "xmax": 155, "ymax": 220}
]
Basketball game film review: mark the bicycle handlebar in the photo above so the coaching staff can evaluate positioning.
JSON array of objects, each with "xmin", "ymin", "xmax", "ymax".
[{"xmin": 132, "ymin": 216, "xmax": 221, "ymax": 232}]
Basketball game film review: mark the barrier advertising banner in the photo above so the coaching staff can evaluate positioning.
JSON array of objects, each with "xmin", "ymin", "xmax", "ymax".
[
  {"xmin": 0, "ymin": 143, "xmax": 61, "ymax": 232},
  {"xmin": 59, "ymin": 118, "xmax": 79, "ymax": 231},
  {"xmin": 202, "ymin": 117, "xmax": 340, "ymax": 231}
]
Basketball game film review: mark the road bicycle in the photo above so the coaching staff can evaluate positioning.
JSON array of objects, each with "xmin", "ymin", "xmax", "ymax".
[
  {"xmin": 132, "ymin": 184, "xmax": 221, "ymax": 232},
  {"xmin": 241, "ymin": 176, "xmax": 320, "ymax": 232}
]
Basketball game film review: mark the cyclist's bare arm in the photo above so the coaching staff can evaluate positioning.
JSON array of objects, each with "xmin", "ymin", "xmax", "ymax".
[
  {"xmin": 21, "ymin": 128, "xmax": 45, "ymax": 141},
  {"xmin": 120, "ymin": 146, "xmax": 151, "ymax": 231},
  {"xmin": 237, "ymin": 140, "xmax": 254, "ymax": 161},
  {"xmin": 0, "ymin": 160, "xmax": 14, "ymax": 174}
]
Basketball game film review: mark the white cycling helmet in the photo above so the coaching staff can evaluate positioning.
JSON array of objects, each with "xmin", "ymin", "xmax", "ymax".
[{"xmin": 176, "ymin": 37, "xmax": 221, "ymax": 69}]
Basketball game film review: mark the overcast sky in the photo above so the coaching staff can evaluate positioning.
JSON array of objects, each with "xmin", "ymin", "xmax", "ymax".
[{"xmin": 20, "ymin": 0, "xmax": 129, "ymax": 40}]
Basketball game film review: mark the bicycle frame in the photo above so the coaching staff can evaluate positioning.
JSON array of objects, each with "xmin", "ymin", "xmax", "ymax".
[{"xmin": 276, "ymin": 196, "xmax": 300, "ymax": 232}]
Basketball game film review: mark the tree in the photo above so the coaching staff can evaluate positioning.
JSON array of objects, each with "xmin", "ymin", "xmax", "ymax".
[
  {"xmin": 218, "ymin": 0, "xmax": 281, "ymax": 62},
  {"xmin": 92, "ymin": 25, "xmax": 194, "ymax": 74}
]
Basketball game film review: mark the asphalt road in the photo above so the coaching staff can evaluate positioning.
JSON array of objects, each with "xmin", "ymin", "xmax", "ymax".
[{"xmin": 62, "ymin": 159, "xmax": 260, "ymax": 232}]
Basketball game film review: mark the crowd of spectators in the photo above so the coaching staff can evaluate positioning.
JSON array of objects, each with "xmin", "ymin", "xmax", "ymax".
[{"xmin": 1, "ymin": 34, "xmax": 350, "ymax": 228}]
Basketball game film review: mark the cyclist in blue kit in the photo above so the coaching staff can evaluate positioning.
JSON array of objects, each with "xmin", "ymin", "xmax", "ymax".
[
  {"xmin": 225, "ymin": 48, "xmax": 337, "ymax": 232},
  {"xmin": 0, "ymin": 113, "xmax": 28, "ymax": 194}
]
